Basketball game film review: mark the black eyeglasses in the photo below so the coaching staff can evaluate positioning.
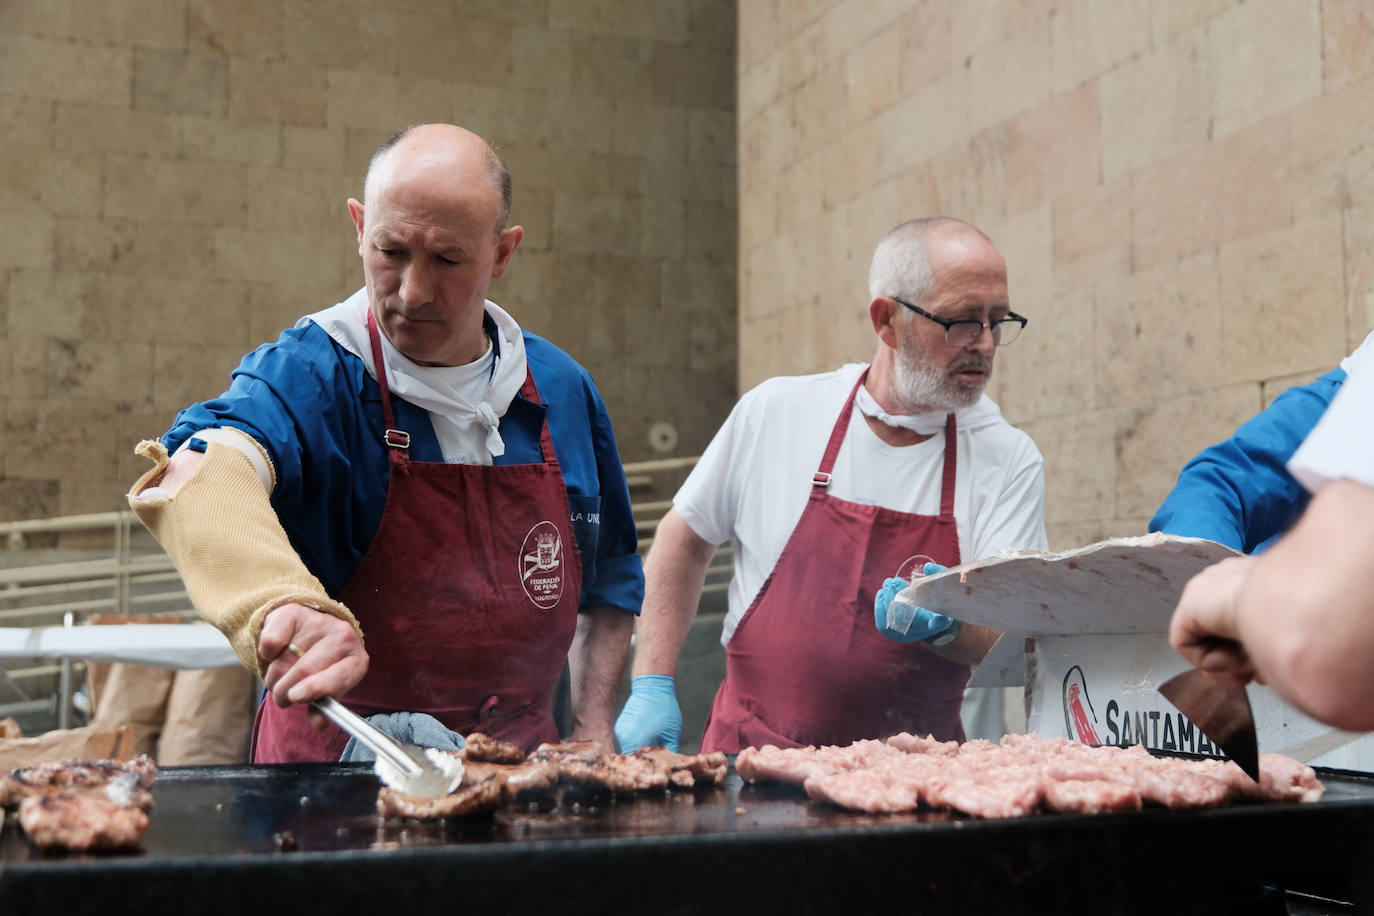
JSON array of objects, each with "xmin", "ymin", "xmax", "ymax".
[{"xmin": 891, "ymin": 296, "xmax": 1027, "ymax": 348}]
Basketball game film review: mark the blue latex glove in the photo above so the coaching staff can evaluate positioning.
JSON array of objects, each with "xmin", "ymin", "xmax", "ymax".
[
  {"xmin": 614, "ymin": 674, "xmax": 683, "ymax": 753},
  {"xmin": 873, "ymin": 563, "xmax": 956, "ymax": 644}
]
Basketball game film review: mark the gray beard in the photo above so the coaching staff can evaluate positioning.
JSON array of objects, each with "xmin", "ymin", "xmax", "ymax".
[{"xmin": 891, "ymin": 340, "xmax": 990, "ymax": 412}]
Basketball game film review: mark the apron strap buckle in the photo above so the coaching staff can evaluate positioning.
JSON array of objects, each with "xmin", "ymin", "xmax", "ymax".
[
  {"xmin": 811, "ymin": 472, "xmax": 832, "ymax": 488},
  {"xmin": 383, "ymin": 429, "xmax": 411, "ymax": 449}
]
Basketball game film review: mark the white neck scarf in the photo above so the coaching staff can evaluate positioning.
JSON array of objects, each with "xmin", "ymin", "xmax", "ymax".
[
  {"xmin": 853, "ymin": 372, "xmax": 1006, "ymax": 435},
  {"xmin": 301, "ymin": 289, "xmax": 529, "ymax": 464}
]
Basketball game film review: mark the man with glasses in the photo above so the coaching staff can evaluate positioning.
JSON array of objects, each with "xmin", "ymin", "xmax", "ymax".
[{"xmin": 615, "ymin": 217, "xmax": 1048, "ymax": 754}]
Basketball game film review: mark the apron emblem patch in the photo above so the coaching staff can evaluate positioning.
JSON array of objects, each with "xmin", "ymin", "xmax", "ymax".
[{"xmin": 519, "ymin": 520, "xmax": 565, "ymax": 609}]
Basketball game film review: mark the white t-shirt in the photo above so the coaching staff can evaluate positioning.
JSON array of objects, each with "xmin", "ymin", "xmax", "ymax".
[
  {"xmin": 1289, "ymin": 352, "xmax": 1374, "ymax": 492},
  {"xmin": 675, "ymin": 364, "xmax": 1049, "ymax": 644}
]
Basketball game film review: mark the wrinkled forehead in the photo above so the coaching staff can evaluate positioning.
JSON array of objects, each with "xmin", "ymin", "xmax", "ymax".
[{"xmin": 366, "ymin": 155, "xmax": 501, "ymax": 239}]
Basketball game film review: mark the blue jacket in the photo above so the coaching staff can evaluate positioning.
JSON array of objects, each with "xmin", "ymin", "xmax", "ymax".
[
  {"xmin": 1148, "ymin": 369, "xmax": 1346, "ymax": 554},
  {"xmin": 164, "ymin": 319, "xmax": 644, "ymax": 613}
]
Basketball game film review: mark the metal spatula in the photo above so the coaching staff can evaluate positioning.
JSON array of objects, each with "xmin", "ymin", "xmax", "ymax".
[
  {"xmin": 312, "ymin": 696, "xmax": 464, "ymax": 798},
  {"xmin": 1159, "ymin": 668, "xmax": 1260, "ymax": 782}
]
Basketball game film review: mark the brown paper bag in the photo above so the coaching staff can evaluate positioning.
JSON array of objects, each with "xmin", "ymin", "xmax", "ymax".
[
  {"xmin": 0, "ymin": 725, "xmax": 133, "ymax": 771},
  {"xmin": 157, "ymin": 665, "xmax": 256, "ymax": 765}
]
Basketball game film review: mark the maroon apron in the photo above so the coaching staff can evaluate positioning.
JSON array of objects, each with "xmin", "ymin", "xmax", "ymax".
[
  {"xmin": 252, "ymin": 314, "xmax": 582, "ymax": 762},
  {"xmin": 700, "ymin": 371, "xmax": 971, "ymax": 753}
]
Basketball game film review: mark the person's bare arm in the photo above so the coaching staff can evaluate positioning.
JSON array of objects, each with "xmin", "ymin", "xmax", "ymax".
[
  {"xmin": 630, "ymin": 509, "xmax": 718, "ymax": 677},
  {"xmin": 930, "ymin": 623, "xmax": 1003, "ymax": 667},
  {"xmin": 566, "ymin": 605, "xmax": 635, "ymax": 752},
  {"xmin": 1172, "ymin": 478, "xmax": 1374, "ymax": 731}
]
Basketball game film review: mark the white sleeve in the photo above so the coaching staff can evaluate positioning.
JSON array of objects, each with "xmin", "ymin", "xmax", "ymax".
[
  {"xmin": 969, "ymin": 435, "xmax": 1049, "ymax": 560},
  {"xmin": 1289, "ymin": 360, "xmax": 1374, "ymax": 493},
  {"xmin": 672, "ymin": 391, "xmax": 761, "ymax": 547}
]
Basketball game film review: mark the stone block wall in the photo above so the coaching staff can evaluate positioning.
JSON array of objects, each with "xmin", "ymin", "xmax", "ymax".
[
  {"xmin": 739, "ymin": 0, "xmax": 1374, "ymax": 549},
  {"xmin": 0, "ymin": 0, "xmax": 737, "ymax": 520}
]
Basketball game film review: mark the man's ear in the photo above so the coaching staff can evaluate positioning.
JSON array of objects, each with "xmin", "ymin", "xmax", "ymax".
[
  {"xmin": 491, "ymin": 225, "xmax": 524, "ymax": 278},
  {"xmin": 347, "ymin": 198, "xmax": 366, "ymax": 247},
  {"xmin": 870, "ymin": 297, "xmax": 900, "ymax": 350}
]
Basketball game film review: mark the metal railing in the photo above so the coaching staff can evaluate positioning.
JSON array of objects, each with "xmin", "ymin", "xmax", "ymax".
[{"xmin": 0, "ymin": 456, "xmax": 733, "ymax": 724}]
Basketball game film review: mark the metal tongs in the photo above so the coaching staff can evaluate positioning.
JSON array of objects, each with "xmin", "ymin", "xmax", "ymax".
[{"xmin": 311, "ymin": 696, "xmax": 464, "ymax": 798}]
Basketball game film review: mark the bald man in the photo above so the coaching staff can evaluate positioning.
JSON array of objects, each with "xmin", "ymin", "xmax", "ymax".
[
  {"xmin": 616, "ymin": 217, "xmax": 1046, "ymax": 754},
  {"xmin": 130, "ymin": 124, "xmax": 643, "ymax": 761}
]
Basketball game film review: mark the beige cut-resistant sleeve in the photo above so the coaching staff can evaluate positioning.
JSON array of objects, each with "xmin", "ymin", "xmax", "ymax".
[{"xmin": 127, "ymin": 439, "xmax": 363, "ymax": 675}]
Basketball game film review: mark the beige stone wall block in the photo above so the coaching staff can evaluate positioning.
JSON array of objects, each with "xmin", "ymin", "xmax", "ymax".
[
  {"xmin": 1098, "ymin": 26, "xmax": 1210, "ymax": 182},
  {"xmin": 1218, "ymin": 215, "xmax": 1346, "ymax": 383},
  {"xmin": 966, "ymin": 18, "xmax": 1052, "ymax": 136},
  {"xmin": 244, "ymin": 167, "xmax": 350, "ymax": 234},
  {"xmin": 927, "ymin": 127, "xmax": 1009, "ymax": 231},
  {"xmin": 1341, "ymin": 203, "xmax": 1374, "ymax": 353},
  {"xmin": 780, "ymin": 215, "xmax": 832, "ymax": 315},
  {"xmin": 1130, "ymin": 117, "xmax": 1291, "ymax": 272},
  {"xmin": 739, "ymin": 171, "xmax": 779, "ymax": 253},
  {"xmin": 793, "ymin": 62, "xmax": 846, "ymax": 161},
  {"xmin": 246, "ymin": 281, "xmax": 351, "ymax": 354},
  {"xmin": 1114, "ymin": 384, "xmax": 1260, "ymax": 519},
  {"xmin": 538, "ymin": 95, "xmax": 618, "ymax": 156},
  {"xmin": 625, "ymin": 301, "xmax": 692, "ymax": 368},
  {"xmin": 843, "ymin": 28, "xmax": 899, "ymax": 126},
  {"xmin": 5, "ymin": 269, "xmax": 84, "ymax": 340},
  {"xmin": 1018, "ymin": 410, "xmax": 1115, "ymax": 525},
  {"xmin": 1050, "ymin": 175, "xmax": 1130, "ymax": 289},
  {"xmin": 1321, "ymin": 0, "xmax": 1374, "ymax": 92},
  {"xmin": 283, "ymin": 2, "xmax": 398, "ymax": 75},
  {"xmin": 741, "ymin": 231, "xmax": 800, "ymax": 322},
  {"xmin": 189, "ymin": 0, "xmax": 284, "ymax": 59},
  {"xmin": 896, "ymin": 163, "xmax": 942, "ymax": 224},
  {"xmin": 684, "ymin": 201, "xmax": 730, "ymax": 265},
  {"xmin": 565, "ymin": 34, "xmax": 657, "ymax": 104},
  {"xmin": 895, "ymin": 0, "xmax": 952, "ymax": 95},
  {"xmin": 1046, "ymin": 517, "xmax": 1151, "ymax": 553},
  {"xmin": 876, "ymin": 69, "xmax": 971, "ymax": 182},
  {"xmin": 822, "ymin": 118, "xmax": 881, "ymax": 210},
  {"xmin": 323, "ymin": 71, "xmax": 406, "ymax": 131},
  {"xmin": 776, "ymin": 149, "xmax": 827, "ymax": 236},
  {"xmin": 0, "ymin": 144, "xmax": 101, "ymax": 218},
  {"xmin": 104, "ymin": 154, "xmax": 247, "ymax": 224},
  {"xmin": 46, "ymin": 338, "xmax": 155, "ymax": 402},
  {"xmin": 987, "ymin": 204, "xmax": 1052, "ymax": 322},
  {"xmin": 739, "ymin": 98, "xmax": 794, "ymax": 192},
  {"xmin": 508, "ymin": 185, "xmax": 555, "ymax": 254},
  {"xmin": 398, "ymin": 13, "xmax": 514, "ymax": 87},
  {"xmin": 550, "ymin": 193, "xmax": 641, "ymax": 256},
  {"xmin": 689, "ymin": 108, "xmax": 737, "ymax": 166},
  {"xmin": 948, "ymin": 1, "xmax": 1013, "ymax": 56},
  {"xmin": 5, "ymin": 338, "xmax": 45, "ymax": 400},
  {"xmin": 614, "ymin": 103, "xmax": 690, "ymax": 161},
  {"xmin": 1051, "ymin": 0, "xmax": 1152, "ymax": 95},
  {"xmin": 1208, "ymin": 0, "xmax": 1321, "ymax": 139},
  {"xmin": 1151, "ymin": 0, "xmax": 1243, "ymax": 43},
  {"xmin": 182, "ymin": 117, "xmax": 282, "ymax": 166},
  {"xmin": 1003, "ymin": 82, "xmax": 1099, "ymax": 217},
  {"xmin": 70, "ymin": 0, "xmax": 187, "ymax": 47},
  {"xmin": 55, "ymin": 216, "xmax": 217, "ymax": 280},
  {"xmin": 151, "ymin": 342, "xmax": 263, "ymax": 413},
  {"xmin": 1095, "ymin": 251, "xmax": 1225, "ymax": 407},
  {"xmin": 651, "ymin": 46, "xmax": 735, "ymax": 111},
  {"xmin": 661, "ymin": 256, "xmax": 735, "ymax": 315},
  {"xmin": 282, "ymin": 126, "xmax": 347, "ymax": 174},
  {"xmin": 740, "ymin": 47, "xmax": 786, "ymax": 124},
  {"xmin": 689, "ymin": 305, "xmax": 738, "ymax": 373},
  {"xmin": 1, "ymin": 98, "xmax": 55, "ymax": 151},
  {"xmin": 0, "ymin": 477, "xmax": 62, "ymax": 524},
  {"xmin": 840, "ymin": 184, "xmax": 902, "ymax": 297},
  {"xmin": 6, "ymin": 394, "xmax": 125, "ymax": 480},
  {"xmin": 638, "ymin": 197, "xmax": 687, "ymax": 261},
  {"xmin": 54, "ymin": 104, "xmax": 181, "ymax": 157},
  {"xmin": 0, "ymin": 212, "xmax": 55, "ymax": 270},
  {"xmin": 738, "ymin": 0, "xmax": 784, "ymax": 71},
  {"xmin": 549, "ymin": 0, "xmax": 689, "ymax": 43},
  {"xmin": 0, "ymin": 35, "xmax": 132, "ymax": 106},
  {"xmin": 212, "ymin": 227, "xmax": 340, "ymax": 293},
  {"xmin": 75, "ymin": 273, "xmax": 254, "ymax": 348},
  {"xmin": 985, "ymin": 281, "xmax": 1095, "ymax": 424},
  {"xmin": 228, "ymin": 61, "xmax": 327, "ymax": 126},
  {"xmin": 134, "ymin": 49, "xmax": 229, "ymax": 117},
  {"xmin": 507, "ymin": 27, "xmax": 574, "ymax": 94},
  {"xmin": 783, "ymin": 13, "xmax": 841, "ymax": 91},
  {"xmin": 1289, "ymin": 75, "xmax": 1374, "ymax": 220},
  {"xmin": 1261, "ymin": 369, "xmax": 1324, "ymax": 409},
  {"xmin": 118, "ymin": 406, "xmax": 186, "ymax": 480}
]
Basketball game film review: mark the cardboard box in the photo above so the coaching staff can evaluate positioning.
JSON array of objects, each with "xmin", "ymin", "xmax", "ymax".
[{"xmin": 903, "ymin": 533, "xmax": 1373, "ymax": 771}]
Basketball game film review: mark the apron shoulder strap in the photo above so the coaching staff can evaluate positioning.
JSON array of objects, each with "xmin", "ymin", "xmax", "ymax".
[{"xmin": 366, "ymin": 310, "xmax": 410, "ymax": 472}]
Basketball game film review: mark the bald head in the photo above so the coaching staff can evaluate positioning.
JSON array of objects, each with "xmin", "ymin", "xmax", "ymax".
[
  {"xmin": 868, "ymin": 217, "xmax": 996, "ymax": 304},
  {"xmin": 363, "ymin": 124, "xmax": 512, "ymax": 237}
]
